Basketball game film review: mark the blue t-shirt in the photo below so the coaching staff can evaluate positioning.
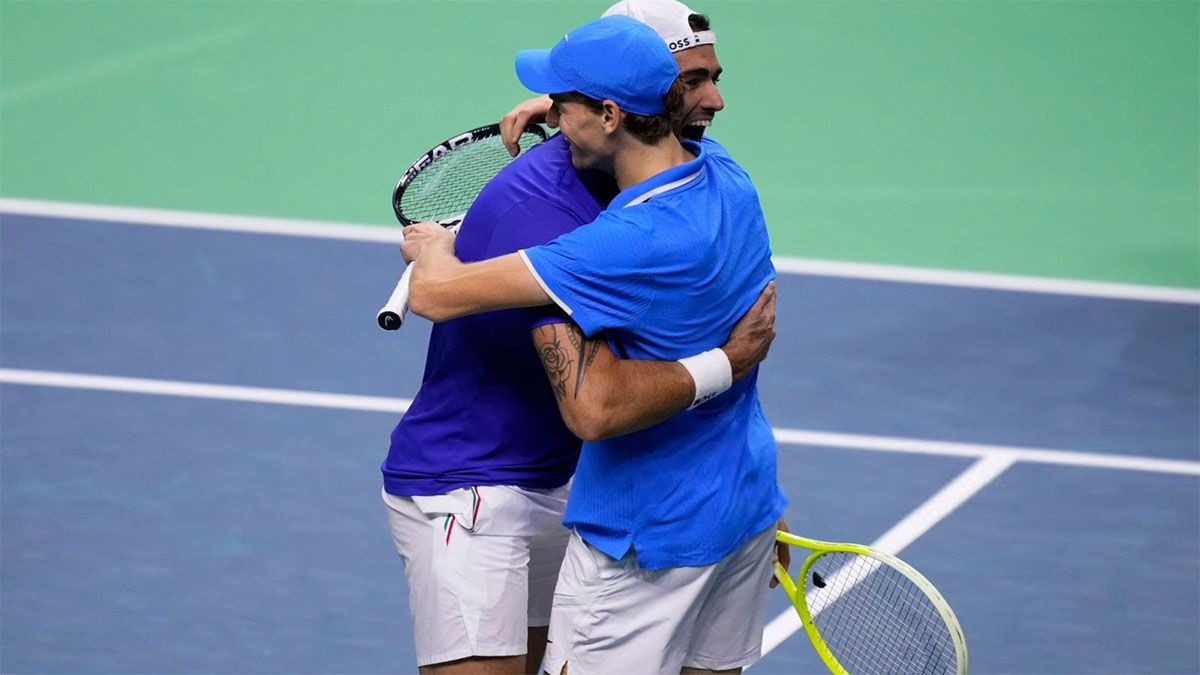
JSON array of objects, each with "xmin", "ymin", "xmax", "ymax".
[
  {"xmin": 521, "ymin": 138, "xmax": 787, "ymax": 569},
  {"xmin": 381, "ymin": 135, "xmax": 616, "ymax": 496}
]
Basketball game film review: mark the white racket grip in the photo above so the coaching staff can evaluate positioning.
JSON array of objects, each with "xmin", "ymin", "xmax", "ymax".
[
  {"xmin": 377, "ymin": 264, "xmax": 414, "ymax": 330},
  {"xmin": 377, "ymin": 220, "xmax": 462, "ymax": 331}
]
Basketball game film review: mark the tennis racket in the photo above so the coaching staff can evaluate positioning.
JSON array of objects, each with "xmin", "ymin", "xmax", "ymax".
[
  {"xmin": 377, "ymin": 123, "xmax": 548, "ymax": 330},
  {"xmin": 773, "ymin": 530, "xmax": 969, "ymax": 675}
]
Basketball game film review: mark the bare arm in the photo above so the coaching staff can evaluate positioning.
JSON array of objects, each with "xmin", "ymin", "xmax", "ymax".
[
  {"xmin": 404, "ymin": 222, "xmax": 551, "ymax": 322},
  {"xmin": 772, "ymin": 517, "xmax": 792, "ymax": 589},
  {"xmin": 500, "ymin": 95, "xmax": 553, "ymax": 156},
  {"xmin": 533, "ymin": 321, "xmax": 688, "ymax": 442},
  {"xmin": 532, "ymin": 283, "xmax": 777, "ymax": 442}
]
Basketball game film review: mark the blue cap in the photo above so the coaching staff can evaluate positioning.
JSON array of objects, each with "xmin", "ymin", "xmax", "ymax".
[{"xmin": 515, "ymin": 15, "xmax": 680, "ymax": 117}]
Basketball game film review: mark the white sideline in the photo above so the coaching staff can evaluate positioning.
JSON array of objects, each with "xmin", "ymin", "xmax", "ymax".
[
  {"xmin": 0, "ymin": 368, "xmax": 411, "ymax": 414},
  {"xmin": 7, "ymin": 368, "xmax": 1193, "ymax": 665},
  {"xmin": 0, "ymin": 197, "xmax": 404, "ymax": 243},
  {"xmin": 774, "ymin": 429, "xmax": 1200, "ymax": 477},
  {"xmin": 3, "ymin": 368, "xmax": 1196, "ymax": 478},
  {"xmin": 3, "ymin": 197, "xmax": 1198, "ymax": 304},
  {"xmin": 771, "ymin": 257, "xmax": 1200, "ymax": 304}
]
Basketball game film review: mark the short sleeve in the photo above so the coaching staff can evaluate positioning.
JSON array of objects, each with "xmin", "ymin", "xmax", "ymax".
[
  {"xmin": 700, "ymin": 136, "xmax": 732, "ymax": 160},
  {"xmin": 519, "ymin": 210, "xmax": 665, "ymax": 337},
  {"xmin": 528, "ymin": 303, "xmax": 570, "ymax": 330}
]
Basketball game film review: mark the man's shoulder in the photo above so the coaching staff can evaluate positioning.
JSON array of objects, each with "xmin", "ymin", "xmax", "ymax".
[
  {"xmin": 699, "ymin": 135, "xmax": 731, "ymax": 159},
  {"xmin": 474, "ymin": 134, "xmax": 609, "ymax": 220},
  {"xmin": 461, "ymin": 135, "xmax": 603, "ymax": 258},
  {"xmin": 696, "ymin": 142, "xmax": 760, "ymax": 203}
]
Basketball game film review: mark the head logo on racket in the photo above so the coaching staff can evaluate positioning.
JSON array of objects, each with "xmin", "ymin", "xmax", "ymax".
[{"xmin": 377, "ymin": 123, "xmax": 549, "ymax": 330}]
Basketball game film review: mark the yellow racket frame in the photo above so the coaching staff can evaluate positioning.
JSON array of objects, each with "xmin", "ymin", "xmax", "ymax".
[{"xmin": 772, "ymin": 530, "xmax": 969, "ymax": 675}]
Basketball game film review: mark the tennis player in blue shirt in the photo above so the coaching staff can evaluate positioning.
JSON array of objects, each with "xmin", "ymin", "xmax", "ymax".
[
  {"xmin": 382, "ymin": 145, "xmax": 773, "ymax": 674},
  {"xmin": 403, "ymin": 14, "xmax": 786, "ymax": 675},
  {"xmin": 381, "ymin": 4, "xmax": 780, "ymax": 674}
]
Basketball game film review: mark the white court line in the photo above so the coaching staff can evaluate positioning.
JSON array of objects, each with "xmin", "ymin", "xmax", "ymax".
[
  {"xmin": 7, "ymin": 368, "xmax": 1192, "ymax": 662},
  {"xmin": 3, "ymin": 197, "xmax": 1198, "ymax": 304},
  {"xmin": 0, "ymin": 198, "xmax": 402, "ymax": 243},
  {"xmin": 0, "ymin": 368, "xmax": 411, "ymax": 414},
  {"xmin": 3, "ymin": 368, "xmax": 1197, "ymax": 477},
  {"xmin": 774, "ymin": 429, "xmax": 1200, "ymax": 477},
  {"xmin": 771, "ymin": 257, "xmax": 1200, "ymax": 304},
  {"xmin": 755, "ymin": 453, "xmax": 1017, "ymax": 661},
  {"xmin": 0, "ymin": 371, "xmax": 1192, "ymax": 655}
]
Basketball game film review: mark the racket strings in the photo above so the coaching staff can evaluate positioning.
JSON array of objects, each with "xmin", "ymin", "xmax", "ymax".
[
  {"xmin": 808, "ymin": 552, "xmax": 957, "ymax": 674},
  {"xmin": 399, "ymin": 132, "xmax": 544, "ymax": 222}
]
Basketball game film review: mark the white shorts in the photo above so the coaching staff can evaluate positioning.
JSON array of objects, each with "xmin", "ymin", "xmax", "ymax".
[
  {"xmin": 383, "ymin": 483, "xmax": 571, "ymax": 667},
  {"xmin": 543, "ymin": 525, "xmax": 777, "ymax": 675}
]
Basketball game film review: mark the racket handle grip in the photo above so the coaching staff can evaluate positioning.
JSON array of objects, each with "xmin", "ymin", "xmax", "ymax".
[
  {"xmin": 377, "ymin": 264, "xmax": 415, "ymax": 330},
  {"xmin": 377, "ymin": 220, "xmax": 461, "ymax": 331}
]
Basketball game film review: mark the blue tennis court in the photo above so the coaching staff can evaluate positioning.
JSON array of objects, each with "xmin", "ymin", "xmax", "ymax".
[
  {"xmin": 2, "ymin": 209, "xmax": 1196, "ymax": 673},
  {"xmin": 2, "ymin": 1, "xmax": 1198, "ymax": 670}
]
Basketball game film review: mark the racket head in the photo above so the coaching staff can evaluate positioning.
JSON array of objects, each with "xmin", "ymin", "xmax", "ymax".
[
  {"xmin": 392, "ymin": 123, "xmax": 548, "ymax": 225},
  {"xmin": 775, "ymin": 531, "xmax": 969, "ymax": 675}
]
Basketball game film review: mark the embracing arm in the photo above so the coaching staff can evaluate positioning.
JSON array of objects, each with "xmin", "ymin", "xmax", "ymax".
[
  {"xmin": 500, "ymin": 95, "xmax": 553, "ymax": 156},
  {"xmin": 404, "ymin": 222, "xmax": 550, "ymax": 322},
  {"xmin": 533, "ymin": 283, "xmax": 777, "ymax": 442}
]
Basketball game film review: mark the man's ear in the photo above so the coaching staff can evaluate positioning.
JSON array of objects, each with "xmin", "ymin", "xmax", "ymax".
[{"xmin": 600, "ymin": 100, "xmax": 622, "ymax": 135}]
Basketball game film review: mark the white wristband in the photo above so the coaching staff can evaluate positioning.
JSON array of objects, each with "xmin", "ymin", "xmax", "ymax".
[{"xmin": 678, "ymin": 348, "xmax": 733, "ymax": 410}]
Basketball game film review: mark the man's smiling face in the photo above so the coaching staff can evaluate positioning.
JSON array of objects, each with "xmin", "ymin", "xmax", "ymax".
[{"xmin": 674, "ymin": 45, "xmax": 724, "ymax": 141}]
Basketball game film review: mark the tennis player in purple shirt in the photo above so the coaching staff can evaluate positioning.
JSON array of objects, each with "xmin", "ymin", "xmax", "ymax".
[{"xmin": 381, "ymin": 3, "xmax": 778, "ymax": 674}]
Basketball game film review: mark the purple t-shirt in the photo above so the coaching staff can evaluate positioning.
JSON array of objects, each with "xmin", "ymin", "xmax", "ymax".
[{"xmin": 381, "ymin": 135, "xmax": 615, "ymax": 496}]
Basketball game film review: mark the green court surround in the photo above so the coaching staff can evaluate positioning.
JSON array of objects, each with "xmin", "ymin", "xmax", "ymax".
[{"xmin": 2, "ymin": 0, "xmax": 1196, "ymax": 287}]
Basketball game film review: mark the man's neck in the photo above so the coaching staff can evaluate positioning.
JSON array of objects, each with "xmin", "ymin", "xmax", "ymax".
[{"xmin": 612, "ymin": 135, "xmax": 696, "ymax": 191}]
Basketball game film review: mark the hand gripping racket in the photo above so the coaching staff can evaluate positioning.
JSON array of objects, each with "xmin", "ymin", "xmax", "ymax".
[
  {"xmin": 377, "ymin": 123, "xmax": 548, "ymax": 330},
  {"xmin": 773, "ymin": 530, "xmax": 969, "ymax": 675}
]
